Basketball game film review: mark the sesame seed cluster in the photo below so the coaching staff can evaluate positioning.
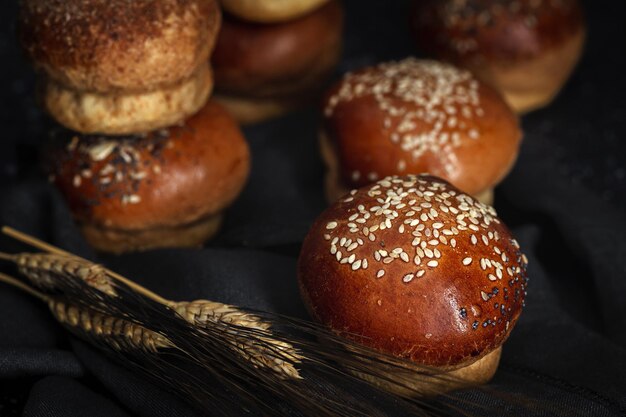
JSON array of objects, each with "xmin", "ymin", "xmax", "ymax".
[
  {"xmin": 50, "ymin": 130, "xmax": 171, "ymax": 207},
  {"xmin": 321, "ymin": 175, "xmax": 528, "ymax": 330},
  {"xmin": 324, "ymin": 59, "xmax": 484, "ymax": 177}
]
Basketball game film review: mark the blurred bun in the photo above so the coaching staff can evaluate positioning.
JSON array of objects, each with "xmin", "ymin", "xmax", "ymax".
[
  {"xmin": 219, "ymin": 0, "xmax": 331, "ymax": 23},
  {"xmin": 410, "ymin": 0, "xmax": 586, "ymax": 113},
  {"xmin": 212, "ymin": 0, "xmax": 343, "ymax": 123},
  {"xmin": 20, "ymin": 0, "xmax": 221, "ymax": 93}
]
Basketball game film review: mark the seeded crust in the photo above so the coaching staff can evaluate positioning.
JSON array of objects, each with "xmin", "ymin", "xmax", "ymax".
[
  {"xmin": 320, "ymin": 131, "xmax": 495, "ymax": 206},
  {"xmin": 212, "ymin": 0, "xmax": 343, "ymax": 105},
  {"xmin": 45, "ymin": 100, "xmax": 250, "ymax": 239},
  {"xmin": 322, "ymin": 59, "xmax": 521, "ymax": 198},
  {"xmin": 219, "ymin": 0, "xmax": 331, "ymax": 23},
  {"xmin": 298, "ymin": 175, "xmax": 528, "ymax": 369},
  {"xmin": 20, "ymin": 0, "xmax": 221, "ymax": 93},
  {"xmin": 44, "ymin": 63, "xmax": 213, "ymax": 135},
  {"xmin": 411, "ymin": 0, "xmax": 586, "ymax": 113}
]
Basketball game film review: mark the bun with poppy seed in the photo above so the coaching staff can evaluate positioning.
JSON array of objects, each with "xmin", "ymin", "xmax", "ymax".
[
  {"xmin": 298, "ymin": 175, "xmax": 528, "ymax": 392},
  {"xmin": 45, "ymin": 101, "xmax": 250, "ymax": 253},
  {"xmin": 410, "ymin": 0, "xmax": 586, "ymax": 113},
  {"xmin": 322, "ymin": 58, "xmax": 521, "ymax": 205}
]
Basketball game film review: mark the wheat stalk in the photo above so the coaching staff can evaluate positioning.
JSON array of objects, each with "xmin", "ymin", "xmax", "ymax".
[
  {"xmin": 0, "ymin": 246, "xmax": 302, "ymax": 380},
  {"xmin": 0, "ymin": 226, "xmax": 564, "ymax": 417},
  {"xmin": 0, "ymin": 272, "xmax": 169, "ymax": 352}
]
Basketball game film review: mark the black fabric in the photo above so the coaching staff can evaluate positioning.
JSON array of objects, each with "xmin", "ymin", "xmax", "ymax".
[{"xmin": 1, "ymin": 0, "xmax": 625, "ymax": 416}]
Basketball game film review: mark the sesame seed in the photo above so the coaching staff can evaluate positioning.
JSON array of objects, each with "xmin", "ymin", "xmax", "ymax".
[
  {"xmin": 352, "ymin": 260, "xmax": 362, "ymax": 270},
  {"xmin": 427, "ymin": 260, "xmax": 438, "ymax": 268},
  {"xmin": 377, "ymin": 269, "xmax": 385, "ymax": 278},
  {"xmin": 462, "ymin": 257, "xmax": 472, "ymax": 265},
  {"xmin": 326, "ymin": 222, "xmax": 338, "ymax": 230},
  {"xmin": 403, "ymin": 274, "xmax": 415, "ymax": 283}
]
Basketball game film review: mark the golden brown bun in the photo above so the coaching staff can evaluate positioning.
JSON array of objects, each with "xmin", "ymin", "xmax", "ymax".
[
  {"xmin": 298, "ymin": 175, "xmax": 528, "ymax": 376},
  {"xmin": 320, "ymin": 131, "xmax": 496, "ymax": 206},
  {"xmin": 322, "ymin": 59, "xmax": 521, "ymax": 199},
  {"xmin": 212, "ymin": 0, "xmax": 343, "ymax": 122},
  {"xmin": 219, "ymin": 0, "xmax": 331, "ymax": 23},
  {"xmin": 44, "ymin": 63, "xmax": 213, "ymax": 135},
  {"xmin": 411, "ymin": 0, "xmax": 586, "ymax": 113},
  {"xmin": 45, "ymin": 101, "xmax": 250, "ymax": 253},
  {"xmin": 20, "ymin": 0, "xmax": 221, "ymax": 93}
]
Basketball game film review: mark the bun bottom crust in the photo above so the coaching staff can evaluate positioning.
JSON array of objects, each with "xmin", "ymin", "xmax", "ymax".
[
  {"xmin": 44, "ymin": 63, "xmax": 213, "ymax": 135},
  {"xmin": 353, "ymin": 346, "xmax": 502, "ymax": 396},
  {"xmin": 213, "ymin": 93, "xmax": 299, "ymax": 125},
  {"xmin": 469, "ymin": 29, "xmax": 585, "ymax": 114},
  {"xmin": 81, "ymin": 213, "xmax": 222, "ymax": 254},
  {"xmin": 220, "ymin": 0, "xmax": 330, "ymax": 23},
  {"xmin": 320, "ymin": 132, "xmax": 494, "ymax": 206}
]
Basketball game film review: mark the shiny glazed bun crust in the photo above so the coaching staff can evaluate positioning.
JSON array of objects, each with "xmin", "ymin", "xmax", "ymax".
[
  {"xmin": 219, "ymin": 0, "xmax": 331, "ymax": 23},
  {"xmin": 46, "ymin": 101, "xmax": 250, "ymax": 253},
  {"xmin": 212, "ymin": 0, "xmax": 343, "ymax": 123},
  {"xmin": 410, "ymin": 0, "xmax": 586, "ymax": 113},
  {"xmin": 20, "ymin": 0, "xmax": 221, "ymax": 93},
  {"xmin": 298, "ymin": 175, "xmax": 528, "ymax": 373},
  {"xmin": 322, "ymin": 59, "xmax": 521, "ymax": 202}
]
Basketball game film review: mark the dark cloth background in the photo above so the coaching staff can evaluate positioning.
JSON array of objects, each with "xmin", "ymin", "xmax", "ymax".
[{"xmin": 1, "ymin": 0, "xmax": 625, "ymax": 416}]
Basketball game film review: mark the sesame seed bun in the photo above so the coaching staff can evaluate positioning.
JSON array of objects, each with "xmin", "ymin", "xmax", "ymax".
[
  {"xmin": 19, "ymin": 0, "xmax": 221, "ymax": 93},
  {"xmin": 212, "ymin": 0, "xmax": 343, "ymax": 124},
  {"xmin": 219, "ymin": 0, "xmax": 331, "ymax": 23},
  {"xmin": 45, "ymin": 100, "xmax": 250, "ymax": 253},
  {"xmin": 321, "ymin": 59, "xmax": 521, "ymax": 204},
  {"xmin": 410, "ymin": 0, "xmax": 586, "ymax": 113},
  {"xmin": 298, "ymin": 175, "xmax": 528, "ymax": 391},
  {"xmin": 43, "ymin": 63, "xmax": 213, "ymax": 135}
]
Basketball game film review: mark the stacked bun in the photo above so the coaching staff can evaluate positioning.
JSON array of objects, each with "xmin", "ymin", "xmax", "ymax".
[
  {"xmin": 212, "ymin": 0, "xmax": 344, "ymax": 124},
  {"xmin": 410, "ymin": 0, "xmax": 586, "ymax": 113},
  {"xmin": 298, "ymin": 174, "xmax": 528, "ymax": 392},
  {"xmin": 321, "ymin": 58, "xmax": 522, "ymax": 206},
  {"xmin": 20, "ymin": 0, "xmax": 250, "ymax": 253}
]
